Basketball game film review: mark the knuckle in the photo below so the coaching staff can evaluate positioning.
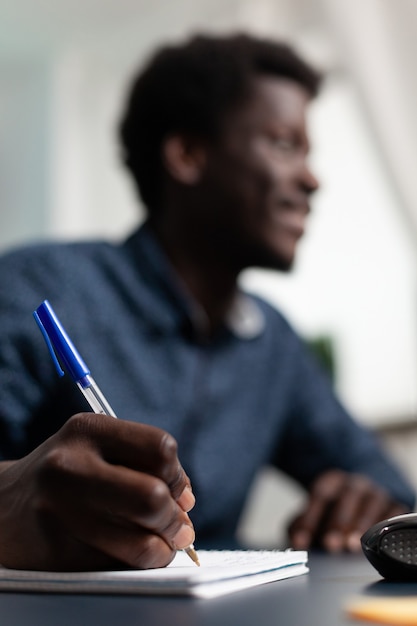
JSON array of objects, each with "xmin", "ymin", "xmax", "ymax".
[
  {"xmin": 61, "ymin": 412, "xmax": 100, "ymax": 439},
  {"xmin": 158, "ymin": 432, "xmax": 178, "ymax": 465},
  {"xmin": 37, "ymin": 447, "xmax": 70, "ymax": 484},
  {"xmin": 34, "ymin": 447, "xmax": 81, "ymax": 514},
  {"xmin": 168, "ymin": 467, "xmax": 187, "ymax": 499},
  {"xmin": 312, "ymin": 469, "xmax": 344, "ymax": 498},
  {"xmin": 36, "ymin": 438, "xmax": 95, "ymax": 493},
  {"xmin": 32, "ymin": 449, "xmax": 71, "ymax": 517},
  {"xmin": 158, "ymin": 433, "xmax": 185, "ymax": 493},
  {"xmin": 348, "ymin": 473, "xmax": 380, "ymax": 497},
  {"xmin": 140, "ymin": 477, "xmax": 172, "ymax": 523}
]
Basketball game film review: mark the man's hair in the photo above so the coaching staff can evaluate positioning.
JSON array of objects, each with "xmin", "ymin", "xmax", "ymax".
[{"xmin": 119, "ymin": 32, "xmax": 322, "ymax": 213}]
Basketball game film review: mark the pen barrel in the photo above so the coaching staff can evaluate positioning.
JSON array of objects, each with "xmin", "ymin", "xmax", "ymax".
[{"xmin": 77, "ymin": 377, "xmax": 117, "ymax": 418}]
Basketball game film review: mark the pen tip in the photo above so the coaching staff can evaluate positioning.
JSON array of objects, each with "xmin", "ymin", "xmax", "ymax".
[{"xmin": 185, "ymin": 545, "xmax": 200, "ymax": 567}]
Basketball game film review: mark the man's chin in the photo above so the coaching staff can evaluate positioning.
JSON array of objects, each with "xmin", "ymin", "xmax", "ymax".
[
  {"xmin": 232, "ymin": 242, "xmax": 297, "ymax": 273},
  {"xmin": 250, "ymin": 250, "xmax": 296, "ymax": 273},
  {"xmin": 257, "ymin": 259, "xmax": 294, "ymax": 273}
]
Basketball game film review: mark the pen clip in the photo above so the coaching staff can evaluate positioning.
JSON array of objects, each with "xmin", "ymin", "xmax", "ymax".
[
  {"xmin": 33, "ymin": 310, "xmax": 65, "ymax": 377},
  {"xmin": 33, "ymin": 300, "xmax": 90, "ymax": 382}
]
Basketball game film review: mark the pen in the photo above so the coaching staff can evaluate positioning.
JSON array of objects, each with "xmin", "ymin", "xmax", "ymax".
[{"xmin": 33, "ymin": 299, "xmax": 200, "ymax": 567}]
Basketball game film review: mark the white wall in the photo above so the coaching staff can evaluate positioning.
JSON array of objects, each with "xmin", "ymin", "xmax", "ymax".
[{"xmin": 0, "ymin": 59, "xmax": 50, "ymax": 248}]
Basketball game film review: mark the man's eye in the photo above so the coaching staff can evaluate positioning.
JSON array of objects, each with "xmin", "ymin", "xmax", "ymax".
[{"xmin": 271, "ymin": 137, "xmax": 296, "ymax": 151}]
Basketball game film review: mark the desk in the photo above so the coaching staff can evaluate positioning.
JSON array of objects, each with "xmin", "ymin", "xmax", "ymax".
[{"xmin": 0, "ymin": 553, "xmax": 408, "ymax": 626}]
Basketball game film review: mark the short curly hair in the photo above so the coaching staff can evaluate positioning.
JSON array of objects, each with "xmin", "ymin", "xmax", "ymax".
[{"xmin": 119, "ymin": 32, "xmax": 322, "ymax": 213}]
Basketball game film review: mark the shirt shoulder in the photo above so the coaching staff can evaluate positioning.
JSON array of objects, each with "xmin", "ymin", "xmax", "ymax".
[
  {"xmin": 0, "ymin": 238, "xmax": 127, "ymax": 314},
  {"xmin": 0, "ymin": 238, "xmax": 116, "ymax": 269}
]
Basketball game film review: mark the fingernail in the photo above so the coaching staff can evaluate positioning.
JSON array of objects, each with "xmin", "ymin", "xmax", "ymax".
[
  {"xmin": 177, "ymin": 486, "xmax": 195, "ymax": 512},
  {"xmin": 324, "ymin": 531, "xmax": 344, "ymax": 552},
  {"xmin": 292, "ymin": 531, "xmax": 311, "ymax": 549},
  {"xmin": 173, "ymin": 524, "xmax": 195, "ymax": 550}
]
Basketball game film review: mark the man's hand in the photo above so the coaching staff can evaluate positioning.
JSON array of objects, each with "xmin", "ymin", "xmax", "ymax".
[
  {"xmin": 0, "ymin": 413, "xmax": 196, "ymax": 571},
  {"xmin": 288, "ymin": 469, "xmax": 410, "ymax": 552}
]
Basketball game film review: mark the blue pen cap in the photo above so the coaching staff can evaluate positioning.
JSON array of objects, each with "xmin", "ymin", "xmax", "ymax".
[{"xmin": 33, "ymin": 300, "xmax": 90, "ymax": 383}]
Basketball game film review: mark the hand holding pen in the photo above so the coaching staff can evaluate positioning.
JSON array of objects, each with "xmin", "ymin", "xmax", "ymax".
[
  {"xmin": 0, "ymin": 300, "xmax": 198, "ymax": 572},
  {"xmin": 0, "ymin": 411, "xmax": 198, "ymax": 571},
  {"xmin": 34, "ymin": 300, "xmax": 199, "ymax": 567}
]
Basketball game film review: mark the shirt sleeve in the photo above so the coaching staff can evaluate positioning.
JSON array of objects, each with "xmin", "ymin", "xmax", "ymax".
[
  {"xmin": 0, "ymin": 247, "xmax": 74, "ymax": 458},
  {"xmin": 271, "ymin": 336, "xmax": 416, "ymax": 510}
]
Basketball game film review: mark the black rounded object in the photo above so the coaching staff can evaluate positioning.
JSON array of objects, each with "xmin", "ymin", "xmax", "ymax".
[{"xmin": 361, "ymin": 513, "xmax": 417, "ymax": 581}]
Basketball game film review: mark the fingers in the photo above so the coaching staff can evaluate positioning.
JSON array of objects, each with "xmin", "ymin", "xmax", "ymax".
[
  {"xmin": 36, "ymin": 426, "xmax": 195, "ymax": 564},
  {"xmin": 177, "ymin": 485, "xmax": 196, "ymax": 512},
  {"xmin": 58, "ymin": 413, "xmax": 193, "ymax": 506},
  {"xmin": 42, "ymin": 449, "xmax": 189, "ymax": 530},
  {"xmin": 35, "ymin": 513, "xmax": 179, "ymax": 571},
  {"xmin": 288, "ymin": 470, "xmax": 410, "ymax": 553},
  {"xmin": 88, "ymin": 524, "xmax": 178, "ymax": 569},
  {"xmin": 289, "ymin": 470, "xmax": 345, "ymax": 550},
  {"xmin": 7, "ymin": 413, "xmax": 198, "ymax": 570},
  {"xmin": 59, "ymin": 515, "xmax": 192, "ymax": 570},
  {"xmin": 320, "ymin": 475, "xmax": 386, "ymax": 552}
]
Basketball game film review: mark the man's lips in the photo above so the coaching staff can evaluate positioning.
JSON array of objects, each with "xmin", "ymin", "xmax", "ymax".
[{"xmin": 271, "ymin": 204, "xmax": 309, "ymax": 237}]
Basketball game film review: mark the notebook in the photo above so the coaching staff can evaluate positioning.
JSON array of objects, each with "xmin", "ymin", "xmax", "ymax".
[{"xmin": 0, "ymin": 549, "xmax": 308, "ymax": 599}]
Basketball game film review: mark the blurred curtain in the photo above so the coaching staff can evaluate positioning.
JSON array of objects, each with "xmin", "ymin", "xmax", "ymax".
[{"xmin": 320, "ymin": 0, "xmax": 417, "ymax": 236}]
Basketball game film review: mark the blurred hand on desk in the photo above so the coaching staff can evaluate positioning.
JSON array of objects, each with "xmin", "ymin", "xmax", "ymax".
[{"xmin": 288, "ymin": 469, "xmax": 410, "ymax": 552}]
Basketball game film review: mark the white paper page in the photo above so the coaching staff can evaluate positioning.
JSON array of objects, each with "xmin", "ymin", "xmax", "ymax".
[{"xmin": 0, "ymin": 550, "xmax": 308, "ymax": 598}]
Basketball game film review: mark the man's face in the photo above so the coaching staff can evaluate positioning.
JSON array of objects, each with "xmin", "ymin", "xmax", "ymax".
[{"xmin": 196, "ymin": 76, "xmax": 319, "ymax": 272}]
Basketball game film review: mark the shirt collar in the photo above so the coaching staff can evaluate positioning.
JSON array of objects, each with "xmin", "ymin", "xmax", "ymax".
[
  {"xmin": 225, "ymin": 292, "xmax": 265, "ymax": 339},
  {"xmin": 125, "ymin": 222, "xmax": 265, "ymax": 341}
]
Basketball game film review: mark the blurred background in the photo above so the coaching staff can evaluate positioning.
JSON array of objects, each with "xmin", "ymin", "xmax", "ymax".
[{"xmin": 1, "ymin": 0, "xmax": 417, "ymax": 545}]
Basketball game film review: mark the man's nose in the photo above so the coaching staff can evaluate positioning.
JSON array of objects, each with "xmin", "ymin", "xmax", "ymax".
[{"xmin": 301, "ymin": 162, "xmax": 320, "ymax": 195}]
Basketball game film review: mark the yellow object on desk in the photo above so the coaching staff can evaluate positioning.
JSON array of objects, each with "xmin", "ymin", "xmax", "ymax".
[{"xmin": 346, "ymin": 596, "xmax": 417, "ymax": 625}]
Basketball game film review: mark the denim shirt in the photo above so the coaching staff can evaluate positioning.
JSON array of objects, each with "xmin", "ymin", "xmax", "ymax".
[{"xmin": 0, "ymin": 222, "xmax": 414, "ymax": 546}]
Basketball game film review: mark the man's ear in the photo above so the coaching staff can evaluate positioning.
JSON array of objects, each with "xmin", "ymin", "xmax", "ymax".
[{"xmin": 162, "ymin": 134, "xmax": 207, "ymax": 185}]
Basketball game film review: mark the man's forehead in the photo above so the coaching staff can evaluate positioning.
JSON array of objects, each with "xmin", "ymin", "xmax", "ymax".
[
  {"xmin": 224, "ymin": 74, "xmax": 311, "ymax": 127},
  {"xmin": 249, "ymin": 74, "xmax": 311, "ymax": 107}
]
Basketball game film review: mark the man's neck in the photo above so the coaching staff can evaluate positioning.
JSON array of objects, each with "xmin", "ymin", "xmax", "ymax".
[{"xmin": 149, "ymin": 220, "xmax": 239, "ymax": 333}]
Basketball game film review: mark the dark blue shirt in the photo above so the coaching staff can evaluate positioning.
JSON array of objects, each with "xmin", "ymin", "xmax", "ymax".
[{"xmin": 0, "ymin": 223, "xmax": 414, "ymax": 546}]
